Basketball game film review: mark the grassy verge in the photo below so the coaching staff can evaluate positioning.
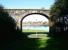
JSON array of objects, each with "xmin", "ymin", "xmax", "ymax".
[
  {"xmin": 22, "ymin": 29, "xmax": 49, "ymax": 32},
  {"xmin": 22, "ymin": 30, "xmax": 50, "ymax": 50}
]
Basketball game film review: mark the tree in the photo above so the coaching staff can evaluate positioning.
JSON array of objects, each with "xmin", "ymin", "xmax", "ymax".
[{"xmin": 49, "ymin": 0, "xmax": 68, "ymax": 37}]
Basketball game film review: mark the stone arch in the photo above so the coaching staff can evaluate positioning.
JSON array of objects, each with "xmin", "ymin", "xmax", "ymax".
[{"xmin": 20, "ymin": 13, "xmax": 49, "ymax": 31}]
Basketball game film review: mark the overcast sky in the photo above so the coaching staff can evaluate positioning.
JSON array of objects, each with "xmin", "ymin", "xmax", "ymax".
[{"xmin": 0, "ymin": 0, "xmax": 55, "ymax": 9}]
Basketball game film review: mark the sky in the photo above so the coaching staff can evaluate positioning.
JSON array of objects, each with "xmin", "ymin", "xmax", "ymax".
[
  {"xmin": 0, "ymin": 0, "xmax": 55, "ymax": 9},
  {"xmin": 23, "ymin": 14, "xmax": 49, "ymax": 22}
]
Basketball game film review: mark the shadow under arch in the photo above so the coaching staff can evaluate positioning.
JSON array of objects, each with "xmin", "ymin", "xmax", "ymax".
[{"xmin": 20, "ymin": 13, "xmax": 49, "ymax": 31}]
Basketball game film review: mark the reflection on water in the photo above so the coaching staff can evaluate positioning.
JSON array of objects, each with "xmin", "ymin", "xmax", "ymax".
[{"xmin": 22, "ymin": 25, "xmax": 49, "ymax": 32}]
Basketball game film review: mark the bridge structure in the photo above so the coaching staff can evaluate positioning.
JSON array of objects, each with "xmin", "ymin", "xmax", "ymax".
[{"xmin": 6, "ymin": 9, "xmax": 52, "ymax": 30}]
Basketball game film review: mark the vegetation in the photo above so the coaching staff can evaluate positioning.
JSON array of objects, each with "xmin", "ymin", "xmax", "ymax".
[
  {"xmin": 23, "ymin": 29, "xmax": 49, "ymax": 32},
  {"xmin": 48, "ymin": 0, "xmax": 68, "ymax": 50},
  {"xmin": 50, "ymin": 0, "xmax": 68, "ymax": 18},
  {"xmin": 50, "ymin": 0, "xmax": 68, "ymax": 37}
]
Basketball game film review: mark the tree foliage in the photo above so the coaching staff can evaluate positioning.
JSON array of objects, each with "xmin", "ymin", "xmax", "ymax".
[
  {"xmin": 50, "ymin": 0, "xmax": 68, "ymax": 21},
  {"xmin": 50, "ymin": 0, "xmax": 68, "ymax": 37}
]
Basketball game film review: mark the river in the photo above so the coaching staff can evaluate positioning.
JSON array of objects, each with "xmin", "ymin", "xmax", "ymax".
[{"xmin": 22, "ymin": 25, "xmax": 49, "ymax": 32}]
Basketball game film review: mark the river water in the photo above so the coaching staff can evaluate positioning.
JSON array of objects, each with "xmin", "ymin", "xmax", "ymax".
[{"xmin": 22, "ymin": 25, "xmax": 49, "ymax": 32}]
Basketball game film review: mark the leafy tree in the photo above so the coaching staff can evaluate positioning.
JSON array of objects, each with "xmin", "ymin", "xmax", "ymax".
[{"xmin": 50, "ymin": 0, "xmax": 68, "ymax": 37}]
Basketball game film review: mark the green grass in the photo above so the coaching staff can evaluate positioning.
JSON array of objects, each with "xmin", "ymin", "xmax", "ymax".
[
  {"xmin": 27, "ymin": 33, "xmax": 50, "ymax": 50},
  {"xmin": 22, "ymin": 29, "xmax": 50, "ymax": 50},
  {"xmin": 37, "ymin": 35, "xmax": 50, "ymax": 49},
  {"xmin": 23, "ymin": 29, "xmax": 49, "ymax": 32}
]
